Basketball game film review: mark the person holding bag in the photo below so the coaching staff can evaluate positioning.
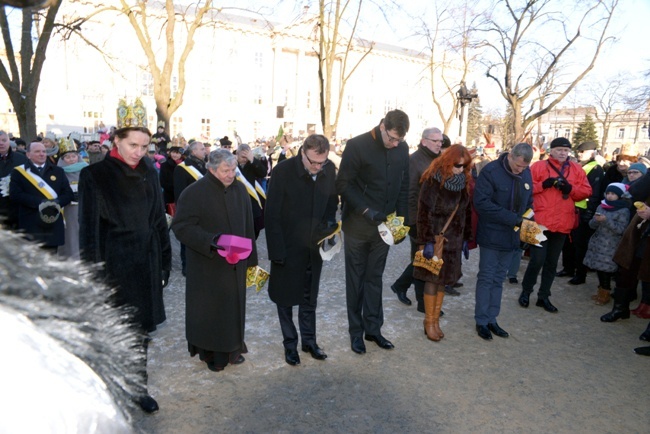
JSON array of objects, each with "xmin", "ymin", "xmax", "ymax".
[{"xmin": 414, "ymin": 145, "xmax": 473, "ymax": 341}]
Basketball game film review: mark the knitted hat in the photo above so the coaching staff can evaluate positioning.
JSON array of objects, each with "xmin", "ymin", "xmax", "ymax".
[
  {"xmin": 605, "ymin": 182, "xmax": 627, "ymax": 198},
  {"xmin": 550, "ymin": 137, "xmax": 571, "ymax": 148},
  {"xmin": 576, "ymin": 141, "xmax": 597, "ymax": 151},
  {"xmin": 628, "ymin": 162, "xmax": 647, "ymax": 175}
]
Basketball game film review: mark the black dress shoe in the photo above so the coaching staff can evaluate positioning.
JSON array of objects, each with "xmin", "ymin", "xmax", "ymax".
[
  {"xmin": 556, "ymin": 269, "xmax": 572, "ymax": 277},
  {"xmin": 365, "ymin": 334, "xmax": 394, "ymax": 349},
  {"xmin": 476, "ymin": 325, "xmax": 493, "ymax": 340},
  {"xmin": 230, "ymin": 355, "xmax": 245, "ymax": 365},
  {"xmin": 640, "ymin": 324, "xmax": 650, "ymax": 341},
  {"xmin": 536, "ymin": 298, "xmax": 558, "ymax": 313},
  {"xmin": 488, "ymin": 322, "xmax": 509, "ymax": 338},
  {"xmin": 568, "ymin": 276, "xmax": 586, "ymax": 285},
  {"xmin": 518, "ymin": 291, "xmax": 530, "ymax": 308},
  {"xmin": 600, "ymin": 303, "xmax": 630, "ymax": 322},
  {"xmin": 351, "ymin": 336, "xmax": 366, "ymax": 354},
  {"xmin": 285, "ymin": 348, "xmax": 301, "ymax": 366},
  {"xmin": 634, "ymin": 346, "xmax": 650, "ymax": 356},
  {"xmin": 138, "ymin": 395, "xmax": 160, "ymax": 413},
  {"xmin": 508, "ymin": 277, "xmax": 518, "ymax": 284},
  {"xmin": 391, "ymin": 284, "xmax": 412, "ymax": 305},
  {"xmin": 302, "ymin": 344, "xmax": 327, "ymax": 360},
  {"xmin": 417, "ymin": 302, "xmax": 425, "ymax": 313}
]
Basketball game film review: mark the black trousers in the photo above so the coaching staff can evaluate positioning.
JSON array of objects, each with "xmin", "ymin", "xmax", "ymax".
[
  {"xmin": 522, "ymin": 231, "xmax": 566, "ymax": 299},
  {"xmin": 561, "ymin": 217, "xmax": 595, "ymax": 278},
  {"xmin": 276, "ymin": 268, "xmax": 318, "ymax": 350},
  {"xmin": 392, "ymin": 237, "xmax": 424, "ymax": 305},
  {"xmin": 344, "ymin": 231, "xmax": 390, "ymax": 338}
]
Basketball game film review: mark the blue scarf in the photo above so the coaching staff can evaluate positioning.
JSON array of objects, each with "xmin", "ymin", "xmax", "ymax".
[{"xmin": 62, "ymin": 161, "xmax": 89, "ymax": 173}]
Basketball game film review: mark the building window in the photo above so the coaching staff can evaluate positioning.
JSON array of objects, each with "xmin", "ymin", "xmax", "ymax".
[
  {"xmin": 171, "ymin": 76, "xmax": 178, "ymax": 98},
  {"xmin": 617, "ymin": 128, "xmax": 625, "ymax": 139},
  {"xmin": 228, "ymin": 88, "xmax": 237, "ymax": 103},
  {"xmin": 254, "ymin": 85, "xmax": 263, "ymax": 105},
  {"xmin": 228, "ymin": 120, "xmax": 237, "ymax": 132},
  {"xmin": 254, "ymin": 52, "xmax": 263, "ymax": 68},
  {"xmin": 201, "ymin": 118, "xmax": 210, "ymax": 138},
  {"xmin": 306, "ymin": 91, "xmax": 311, "ymax": 109},
  {"xmin": 384, "ymin": 98, "xmax": 392, "ymax": 114},
  {"xmin": 201, "ymin": 79, "xmax": 211, "ymax": 101},
  {"xmin": 140, "ymin": 72, "xmax": 153, "ymax": 97},
  {"xmin": 172, "ymin": 116, "xmax": 183, "ymax": 137},
  {"xmin": 347, "ymin": 95, "xmax": 354, "ymax": 113},
  {"xmin": 564, "ymin": 129, "xmax": 571, "ymax": 139}
]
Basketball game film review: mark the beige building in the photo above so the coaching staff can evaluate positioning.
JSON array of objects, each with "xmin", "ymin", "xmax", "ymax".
[{"xmin": 0, "ymin": 5, "xmax": 465, "ymax": 145}]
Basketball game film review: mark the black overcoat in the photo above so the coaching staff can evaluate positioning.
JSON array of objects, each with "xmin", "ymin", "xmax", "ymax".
[
  {"xmin": 159, "ymin": 158, "xmax": 177, "ymax": 205},
  {"xmin": 265, "ymin": 154, "xmax": 338, "ymax": 306},
  {"xmin": 9, "ymin": 160, "xmax": 73, "ymax": 246},
  {"xmin": 78, "ymin": 154, "xmax": 171, "ymax": 332},
  {"xmin": 171, "ymin": 173, "xmax": 258, "ymax": 353},
  {"xmin": 0, "ymin": 147, "xmax": 28, "ymax": 227}
]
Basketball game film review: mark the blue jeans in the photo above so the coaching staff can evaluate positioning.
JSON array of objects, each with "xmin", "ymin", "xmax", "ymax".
[
  {"xmin": 507, "ymin": 249, "xmax": 523, "ymax": 279},
  {"xmin": 475, "ymin": 246, "xmax": 513, "ymax": 325}
]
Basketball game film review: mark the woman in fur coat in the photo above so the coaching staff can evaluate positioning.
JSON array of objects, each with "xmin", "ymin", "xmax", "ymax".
[
  {"xmin": 414, "ymin": 145, "xmax": 472, "ymax": 341},
  {"xmin": 57, "ymin": 144, "xmax": 88, "ymax": 259}
]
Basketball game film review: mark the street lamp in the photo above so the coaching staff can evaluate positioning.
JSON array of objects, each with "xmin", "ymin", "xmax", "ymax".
[
  {"xmin": 456, "ymin": 81, "xmax": 478, "ymax": 138},
  {"xmin": 633, "ymin": 112, "xmax": 643, "ymax": 144}
]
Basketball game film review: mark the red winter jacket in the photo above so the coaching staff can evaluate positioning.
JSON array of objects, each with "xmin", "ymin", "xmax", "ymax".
[{"xmin": 530, "ymin": 157, "xmax": 592, "ymax": 234}]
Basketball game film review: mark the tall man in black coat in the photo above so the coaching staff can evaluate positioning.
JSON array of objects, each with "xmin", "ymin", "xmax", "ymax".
[
  {"xmin": 265, "ymin": 135, "xmax": 339, "ymax": 366},
  {"xmin": 0, "ymin": 130, "xmax": 28, "ymax": 229},
  {"xmin": 9, "ymin": 141, "xmax": 73, "ymax": 251},
  {"xmin": 336, "ymin": 109, "xmax": 410, "ymax": 354}
]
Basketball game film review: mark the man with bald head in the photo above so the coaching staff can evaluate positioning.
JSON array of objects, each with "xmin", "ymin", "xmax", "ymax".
[{"xmin": 0, "ymin": 130, "xmax": 27, "ymax": 229}]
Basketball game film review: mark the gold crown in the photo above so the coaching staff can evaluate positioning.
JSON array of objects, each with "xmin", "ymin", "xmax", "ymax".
[
  {"xmin": 413, "ymin": 249, "xmax": 443, "ymax": 275},
  {"xmin": 58, "ymin": 137, "xmax": 76, "ymax": 155},
  {"xmin": 117, "ymin": 97, "xmax": 148, "ymax": 129}
]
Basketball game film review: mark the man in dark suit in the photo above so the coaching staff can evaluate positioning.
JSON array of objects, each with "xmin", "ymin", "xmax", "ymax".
[
  {"xmin": 9, "ymin": 141, "xmax": 73, "ymax": 251},
  {"xmin": 265, "ymin": 134, "xmax": 339, "ymax": 366},
  {"xmin": 335, "ymin": 109, "xmax": 410, "ymax": 354}
]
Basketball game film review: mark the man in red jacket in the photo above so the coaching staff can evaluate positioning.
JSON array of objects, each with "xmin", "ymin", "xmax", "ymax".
[{"xmin": 518, "ymin": 137, "xmax": 591, "ymax": 313}]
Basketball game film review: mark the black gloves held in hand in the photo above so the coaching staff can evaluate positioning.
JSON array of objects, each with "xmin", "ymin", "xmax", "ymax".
[
  {"xmin": 162, "ymin": 270, "xmax": 170, "ymax": 288},
  {"xmin": 542, "ymin": 177, "xmax": 556, "ymax": 189},
  {"xmin": 557, "ymin": 181, "xmax": 572, "ymax": 195},
  {"xmin": 362, "ymin": 209, "xmax": 387, "ymax": 226},
  {"xmin": 209, "ymin": 233, "xmax": 223, "ymax": 252}
]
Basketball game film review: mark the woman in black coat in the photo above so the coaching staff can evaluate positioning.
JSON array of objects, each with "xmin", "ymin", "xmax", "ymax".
[
  {"xmin": 78, "ymin": 126, "xmax": 172, "ymax": 413},
  {"xmin": 415, "ymin": 145, "xmax": 472, "ymax": 342},
  {"xmin": 158, "ymin": 146, "xmax": 183, "ymax": 210}
]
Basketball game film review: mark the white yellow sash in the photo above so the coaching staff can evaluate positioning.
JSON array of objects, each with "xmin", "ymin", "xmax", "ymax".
[
  {"xmin": 235, "ymin": 167, "xmax": 265, "ymax": 208},
  {"xmin": 14, "ymin": 165, "xmax": 58, "ymax": 200},
  {"xmin": 178, "ymin": 161, "xmax": 203, "ymax": 180}
]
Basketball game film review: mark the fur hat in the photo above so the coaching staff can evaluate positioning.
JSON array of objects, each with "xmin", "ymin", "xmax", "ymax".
[
  {"xmin": 441, "ymin": 134, "xmax": 451, "ymax": 149},
  {"xmin": 550, "ymin": 137, "xmax": 571, "ymax": 148}
]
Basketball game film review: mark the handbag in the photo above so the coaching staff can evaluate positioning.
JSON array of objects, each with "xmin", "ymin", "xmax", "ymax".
[{"xmin": 413, "ymin": 201, "xmax": 460, "ymax": 275}]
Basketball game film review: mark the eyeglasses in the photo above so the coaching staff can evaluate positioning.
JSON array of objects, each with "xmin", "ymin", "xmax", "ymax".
[
  {"xmin": 385, "ymin": 131, "xmax": 404, "ymax": 144},
  {"xmin": 424, "ymin": 137, "xmax": 443, "ymax": 143},
  {"xmin": 627, "ymin": 170, "xmax": 641, "ymax": 175},
  {"xmin": 305, "ymin": 153, "xmax": 329, "ymax": 167},
  {"xmin": 453, "ymin": 163, "xmax": 466, "ymax": 168}
]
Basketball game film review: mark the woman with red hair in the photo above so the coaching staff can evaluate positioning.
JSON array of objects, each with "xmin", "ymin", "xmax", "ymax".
[{"xmin": 414, "ymin": 144, "xmax": 473, "ymax": 341}]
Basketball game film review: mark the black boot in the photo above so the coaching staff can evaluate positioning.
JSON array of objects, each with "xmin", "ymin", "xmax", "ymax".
[
  {"xmin": 415, "ymin": 280, "xmax": 425, "ymax": 313},
  {"xmin": 600, "ymin": 301, "xmax": 630, "ymax": 322},
  {"xmin": 640, "ymin": 323, "xmax": 650, "ymax": 341}
]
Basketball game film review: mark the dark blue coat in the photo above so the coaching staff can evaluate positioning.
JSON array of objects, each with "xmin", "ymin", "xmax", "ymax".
[
  {"xmin": 473, "ymin": 152, "xmax": 533, "ymax": 251},
  {"xmin": 9, "ymin": 160, "xmax": 73, "ymax": 246}
]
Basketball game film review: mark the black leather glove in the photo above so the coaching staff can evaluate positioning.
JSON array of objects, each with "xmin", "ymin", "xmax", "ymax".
[
  {"xmin": 162, "ymin": 270, "xmax": 170, "ymax": 288},
  {"xmin": 209, "ymin": 233, "xmax": 223, "ymax": 252},
  {"xmin": 362, "ymin": 209, "xmax": 387, "ymax": 226},
  {"xmin": 423, "ymin": 242, "xmax": 435, "ymax": 259},
  {"xmin": 271, "ymin": 259, "xmax": 285, "ymax": 266},
  {"xmin": 558, "ymin": 181, "xmax": 572, "ymax": 195},
  {"xmin": 541, "ymin": 177, "xmax": 556, "ymax": 189},
  {"xmin": 515, "ymin": 216, "xmax": 524, "ymax": 227}
]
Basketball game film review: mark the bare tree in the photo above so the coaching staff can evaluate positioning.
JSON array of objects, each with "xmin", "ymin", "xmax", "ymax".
[
  {"xmin": 589, "ymin": 76, "xmax": 630, "ymax": 149},
  {"xmin": 418, "ymin": 0, "xmax": 480, "ymax": 136},
  {"xmin": 313, "ymin": 0, "xmax": 374, "ymax": 140},
  {"xmin": 66, "ymin": 0, "xmax": 214, "ymax": 134},
  {"xmin": 478, "ymin": 0, "xmax": 619, "ymax": 144},
  {"xmin": 0, "ymin": 1, "xmax": 63, "ymax": 139}
]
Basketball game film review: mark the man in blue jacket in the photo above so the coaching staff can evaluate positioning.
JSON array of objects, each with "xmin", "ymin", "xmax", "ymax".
[
  {"xmin": 473, "ymin": 143, "xmax": 533, "ymax": 340},
  {"xmin": 336, "ymin": 109, "xmax": 410, "ymax": 354}
]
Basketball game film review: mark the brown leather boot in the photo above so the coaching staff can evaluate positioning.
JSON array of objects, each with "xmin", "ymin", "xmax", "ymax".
[
  {"xmin": 594, "ymin": 287, "xmax": 611, "ymax": 306},
  {"xmin": 423, "ymin": 293, "xmax": 440, "ymax": 341},
  {"xmin": 433, "ymin": 291, "xmax": 445, "ymax": 339}
]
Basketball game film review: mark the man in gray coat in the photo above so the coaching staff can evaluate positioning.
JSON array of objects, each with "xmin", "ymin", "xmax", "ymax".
[{"xmin": 265, "ymin": 134, "xmax": 339, "ymax": 366}]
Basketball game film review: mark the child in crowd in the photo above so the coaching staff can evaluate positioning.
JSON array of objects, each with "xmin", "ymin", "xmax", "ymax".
[{"xmin": 583, "ymin": 182, "xmax": 630, "ymax": 305}]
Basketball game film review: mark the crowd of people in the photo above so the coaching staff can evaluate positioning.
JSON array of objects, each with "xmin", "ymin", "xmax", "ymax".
[{"xmin": 1, "ymin": 108, "xmax": 649, "ymax": 420}]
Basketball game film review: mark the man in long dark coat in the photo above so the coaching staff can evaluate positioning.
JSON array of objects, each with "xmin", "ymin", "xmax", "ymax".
[
  {"xmin": 265, "ymin": 135, "xmax": 339, "ymax": 366},
  {"xmin": 172, "ymin": 149, "xmax": 258, "ymax": 372},
  {"xmin": 10, "ymin": 141, "xmax": 73, "ymax": 251},
  {"xmin": 0, "ymin": 130, "xmax": 28, "ymax": 229}
]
